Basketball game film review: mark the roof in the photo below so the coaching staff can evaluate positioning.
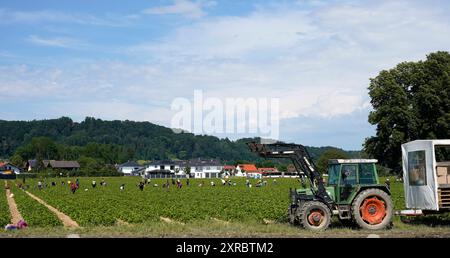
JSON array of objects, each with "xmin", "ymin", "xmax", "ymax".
[
  {"xmin": 258, "ymin": 167, "xmax": 279, "ymax": 173},
  {"xmin": 146, "ymin": 169, "xmax": 175, "ymax": 174},
  {"xmin": 187, "ymin": 158, "xmax": 222, "ymax": 167},
  {"xmin": 223, "ymin": 165, "xmax": 235, "ymax": 170},
  {"xmin": 238, "ymin": 164, "xmax": 258, "ymax": 172},
  {"xmin": 151, "ymin": 160, "xmax": 177, "ymax": 166},
  {"xmin": 402, "ymin": 139, "xmax": 450, "ymax": 146},
  {"xmin": 26, "ymin": 160, "xmax": 39, "ymax": 168},
  {"xmin": 45, "ymin": 160, "xmax": 80, "ymax": 169},
  {"xmin": 119, "ymin": 161, "xmax": 143, "ymax": 168},
  {"xmin": 328, "ymin": 159, "xmax": 378, "ymax": 164}
]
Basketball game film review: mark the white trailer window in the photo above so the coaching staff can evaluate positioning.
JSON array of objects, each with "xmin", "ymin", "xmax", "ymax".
[{"xmin": 408, "ymin": 150, "xmax": 427, "ymax": 186}]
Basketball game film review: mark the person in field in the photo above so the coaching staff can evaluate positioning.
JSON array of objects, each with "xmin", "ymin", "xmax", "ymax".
[
  {"xmin": 120, "ymin": 184, "xmax": 125, "ymax": 191},
  {"xmin": 186, "ymin": 178, "xmax": 190, "ymax": 186},
  {"xmin": 221, "ymin": 179, "xmax": 226, "ymax": 186},
  {"xmin": 70, "ymin": 182, "xmax": 78, "ymax": 194},
  {"xmin": 176, "ymin": 179, "xmax": 182, "ymax": 189},
  {"xmin": 37, "ymin": 181, "xmax": 43, "ymax": 190},
  {"xmin": 138, "ymin": 181, "xmax": 145, "ymax": 191},
  {"xmin": 92, "ymin": 180, "xmax": 97, "ymax": 188},
  {"xmin": 210, "ymin": 181, "xmax": 216, "ymax": 187}
]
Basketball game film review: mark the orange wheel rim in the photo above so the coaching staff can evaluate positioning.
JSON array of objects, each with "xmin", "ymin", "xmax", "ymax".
[
  {"xmin": 307, "ymin": 210, "xmax": 324, "ymax": 226},
  {"xmin": 359, "ymin": 197, "xmax": 386, "ymax": 225}
]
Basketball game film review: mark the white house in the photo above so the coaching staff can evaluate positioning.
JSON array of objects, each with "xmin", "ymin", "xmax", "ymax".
[
  {"xmin": 0, "ymin": 162, "xmax": 21, "ymax": 174},
  {"xmin": 182, "ymin": 158, "xmax": 223, "ymax": 179},
  {"xmin": 118, "ymin": 161, "xmax": 145, "ymax": 175},
  {"xmin": 235, "ymin": 164, "xmax": 258, "ymax": 178},
  {"xmin": 146, "ymin": 160, "xmax": 182, "ymax": 174}
]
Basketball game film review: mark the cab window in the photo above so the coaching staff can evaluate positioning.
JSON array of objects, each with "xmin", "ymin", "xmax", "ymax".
[
  {"xmin": 327, "ymin": 164, "xmax": 340, "ymax": 185},
  {"xmin": 359, "ymin": 163, "xmax": 377, "ymax": 184},
  {"xmin": 340, "ymin": 165, "xmax": 357, "ymax": 186}
]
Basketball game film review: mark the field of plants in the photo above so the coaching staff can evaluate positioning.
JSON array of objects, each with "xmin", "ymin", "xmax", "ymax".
[
  {"xmin": 0, "ymin": 184, "xmax": 10, "ymax": 228},
  {"xmin": 2, "ymin": 177, "xmax": 300, "ymax": 227},
  {"xmin": 2, "ymin": 176, "xmax": 450, "ymax": 238}
]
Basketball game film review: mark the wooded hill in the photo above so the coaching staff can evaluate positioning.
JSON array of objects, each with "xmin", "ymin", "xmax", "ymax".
[{"xmin": 0, "ymin": 117, "xmax": 360, "ymax": 165}]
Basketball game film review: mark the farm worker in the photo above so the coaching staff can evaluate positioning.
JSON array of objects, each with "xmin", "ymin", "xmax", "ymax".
[
  {"xmin": 120, "ymin": 184, "xmax": 125, "ymax": 191},
  {"xmin": 138, "ymin": 181, "xmax": 145, "ymax": 191},
  {"xmin": 246, "ymin": 180, "xmax": 250, "ymax": 187},
  {"xmin": 211, "ymin": 181, "xmax": 216, "ymax": 187},
  {"xmin": 221, "ymin": 179, "xmax": 226, "ymax": 186},
  {"xmin": 92, "ymin": 180, "xmax": 97, "ymax": 188},
  {"xmin": 273, "ymin": 179, "xmax": 277, "ymax": 185},
  {"xmin": 186, "ymin": 178, "xmax": 190, "ymax": 186},
  {"xmin": 37, "ymin": 181, "xmax": 43, "ymax": 190},
  {"xmin": 76, "ymin": 178, "xmax": 80, "ymax": 188},
  {"xmin": 70, "ymin": 182, "xmax": 77, "ymax": 194}
]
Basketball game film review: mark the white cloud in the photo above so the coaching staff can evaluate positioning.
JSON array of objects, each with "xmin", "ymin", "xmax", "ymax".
[
  {"xmin": 0, "ymin": 8, "xmax": 132, "ymax": 26},
  {"xmin": 143, "ymin": 0, "xmax": 216, "ymax": 18},
  {"xmin": 1, "ymin": 0, "xmax": 449, "ymax": 137},
  {"xmin": 27, "ymin": 35, "xmax": 86, "ymax": 48}
]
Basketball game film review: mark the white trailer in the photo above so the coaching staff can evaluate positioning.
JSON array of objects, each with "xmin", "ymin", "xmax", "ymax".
[{"xmin": 401, "ymin": 139, "xmax": 450, "ymax": 213}]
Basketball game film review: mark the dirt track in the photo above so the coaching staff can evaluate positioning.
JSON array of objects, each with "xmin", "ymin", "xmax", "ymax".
[
  {"xmin": 24, "ymin": 191, "xmax": 79, "ymax": 228},
  {"xmin": 5, "ymin": 181, "xmax": 23, "ymax": 225}
]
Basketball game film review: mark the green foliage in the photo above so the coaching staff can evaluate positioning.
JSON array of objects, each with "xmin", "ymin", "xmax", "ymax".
[
  {"xmin": 2, "ymin": 118, "xmax": 358, "ymax": 166},
  {"xmin": 9, "ymin": 182, "xmax": 62, "ymax": 227},
  {"xmin": 0, "ymin": 185, "xmax": 11, "ymax": 227},
  {"xmin": 365, "ymin": 51, "xmax": 450, "ymax": 173},
  {"xmin": 316, "ymin": 149, "xmax": 349, "ymax": 174}
]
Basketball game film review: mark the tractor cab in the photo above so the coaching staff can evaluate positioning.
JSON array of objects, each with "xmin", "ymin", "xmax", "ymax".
[{"xmin": 326, "ymin": 159, "xmax": 382, "ymax": 204}]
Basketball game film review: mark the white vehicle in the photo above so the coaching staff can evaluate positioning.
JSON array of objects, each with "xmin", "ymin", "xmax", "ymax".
[{"xmin": 398, "ymin": 139, "xmax": 450, "ymax": 216}]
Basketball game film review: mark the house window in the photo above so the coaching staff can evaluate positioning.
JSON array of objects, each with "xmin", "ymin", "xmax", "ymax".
[
  {"xmin": 408, "ymin": 151, "xmax": 427, "ymax": 186},
  {"xmin": 160, "ymin": 165, "xmax": 165, "ymax": 170},
  {"xmin": 170, "ymin": 165, "xmax": 175, "ymax": 170}
]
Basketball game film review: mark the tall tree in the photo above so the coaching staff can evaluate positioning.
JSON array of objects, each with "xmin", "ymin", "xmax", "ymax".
[{"xmin": 365, "ymin": 51, "xmax": 450, "ymax": 173}]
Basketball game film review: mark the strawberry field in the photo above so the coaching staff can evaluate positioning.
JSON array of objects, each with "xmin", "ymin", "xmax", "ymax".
[{"xmin": 2, "ymin": 177, "xmax": 300, "ymax": 227}]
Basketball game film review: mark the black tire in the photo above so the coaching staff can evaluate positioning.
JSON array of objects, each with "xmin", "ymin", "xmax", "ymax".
[
  {"xmin": 352, "ymin": 188, "xmax": 393, "ymax": 230},
  {"xmin": 299, "ymin": 201, "xmax": 331, "ymax": 230}
]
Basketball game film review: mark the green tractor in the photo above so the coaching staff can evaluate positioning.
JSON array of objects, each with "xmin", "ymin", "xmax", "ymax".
[{"xmin": 247, "ymin": 142, "xmax": 393, "ymax": 230}]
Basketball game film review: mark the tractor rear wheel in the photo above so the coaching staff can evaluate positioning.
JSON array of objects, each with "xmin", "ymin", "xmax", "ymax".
[
  {"xmin": 352, "ymin": 189, "xmax": 393, "ymax": 230},
  {"xmin": 299, "ymin": 201, "xmax": 331, "ymax": 230}
]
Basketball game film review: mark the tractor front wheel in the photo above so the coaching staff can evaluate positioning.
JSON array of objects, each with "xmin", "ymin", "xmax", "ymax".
[
  {"xmin": 352, "ymin": 189, "xmax": 393, "ymax": 230},
  {"xmin": 299, "ymin": 201, "xmax": 331, "ymax": 230}
]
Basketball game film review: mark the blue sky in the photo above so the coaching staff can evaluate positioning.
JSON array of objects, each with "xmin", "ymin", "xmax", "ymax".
[{"xmin": 1, "ymin": 0, "xmax": 449, "ymax": 150}]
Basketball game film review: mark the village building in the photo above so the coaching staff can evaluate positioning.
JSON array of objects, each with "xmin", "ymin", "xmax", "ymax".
[
  {"xmin": 0, "ymin": 162, "xmax": 21, "ymax": 174},
  {"xmin": 222, "ymin": 165, "xmax": 235, "ymax": 176},
  {"xmin": 258, "ymin": 167, "xmax": 279, "ymax": 177},
  {"xmin": 235, "ymin": 164, "xmax": 258, "ymax": 177},
  {"xmin": 186, "ymin": 158, "xmax": 223, "ymax": 179},
  {"xmin": 25, "ymin": 159, "xmax": 39, "ymax": 171},
  {"xmin": 43, "ymin": 160, "xmax": 80, "ymax": 171},
  {"xmin": 118, "ymin": 161, "xmax": 145, "ymax": 175}
]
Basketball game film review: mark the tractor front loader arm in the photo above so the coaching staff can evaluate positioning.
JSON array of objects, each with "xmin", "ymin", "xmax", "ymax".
[{"xmin": 247, "ymin": 141, "xmax": 335, "ymax": 207}]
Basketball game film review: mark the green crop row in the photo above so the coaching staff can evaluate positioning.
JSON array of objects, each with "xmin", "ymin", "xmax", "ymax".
[
  {"xmin": 9, "ymin": 183, "xmax": 62, "ymax": 227},
  {"xmin": 0, "ymin": 181, "xmax": 11, "ymax": 227}
]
